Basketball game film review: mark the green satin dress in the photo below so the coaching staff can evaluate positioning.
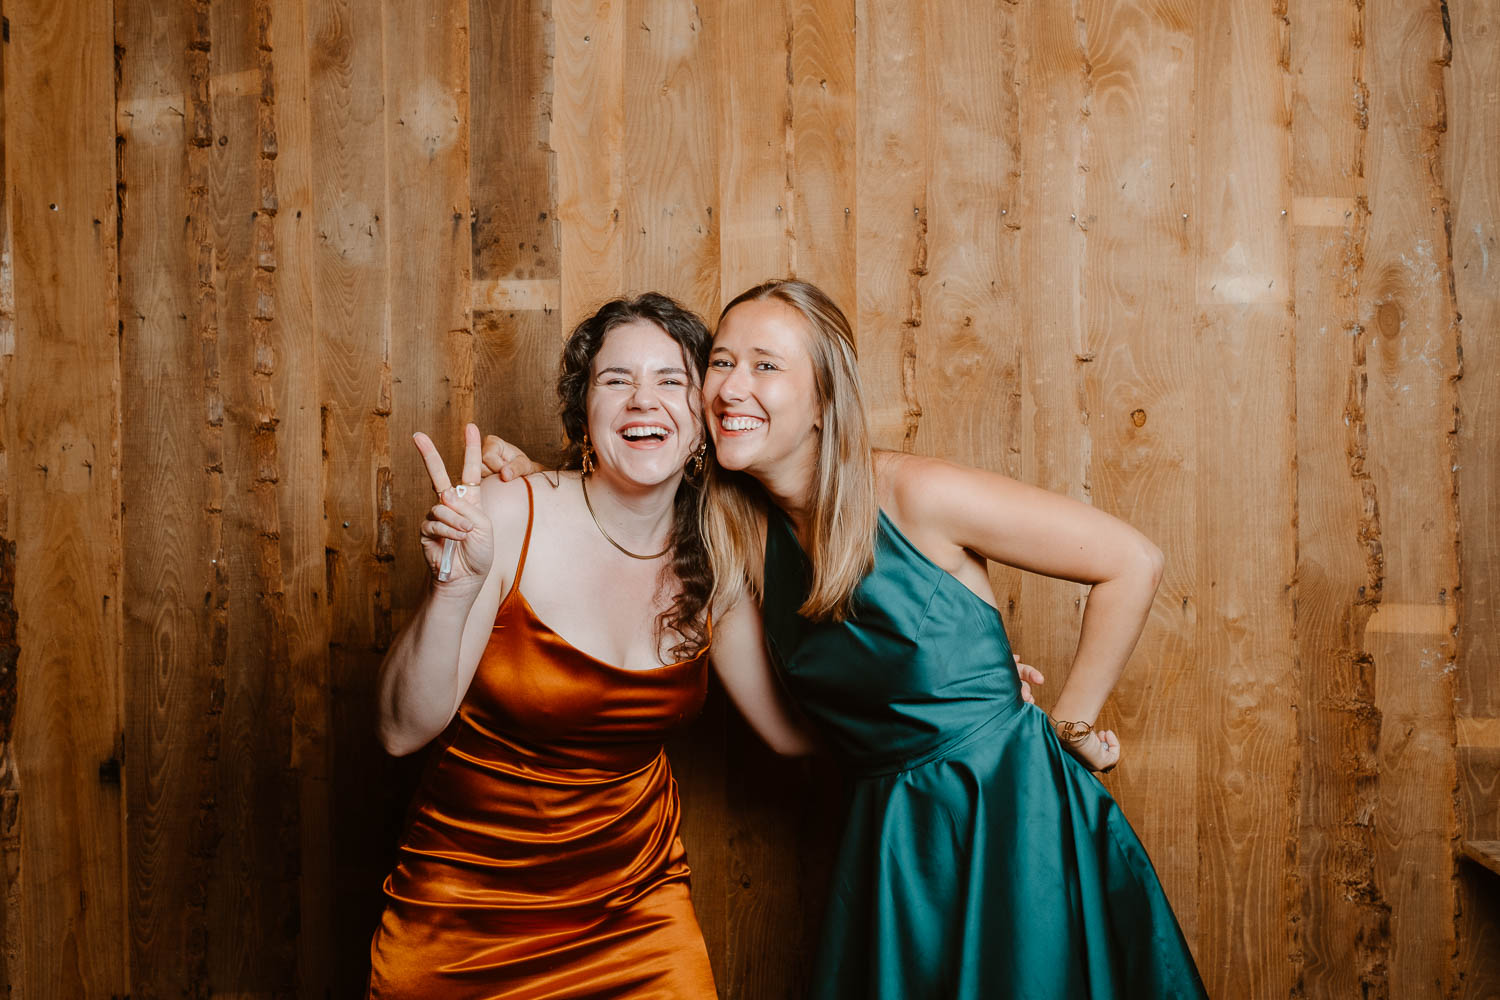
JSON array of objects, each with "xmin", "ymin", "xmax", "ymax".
[{"xmin": 762, "ymin": 509, "xmax": 1208, "ymax": 999}]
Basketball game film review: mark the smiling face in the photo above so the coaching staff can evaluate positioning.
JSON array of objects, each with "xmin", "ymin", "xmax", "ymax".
[
  {"xmin": 585, "ymin": 319, "xmax": 702, "ymax": 489},
  {"xmin": 704, "ymin": 297, "xmax": 823, "ymax": 494}
]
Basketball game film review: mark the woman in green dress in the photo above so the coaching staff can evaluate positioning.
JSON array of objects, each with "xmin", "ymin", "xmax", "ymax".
[{"xmin": 697, "ymin": 279, "xmax": 1207, "ymax": 999}]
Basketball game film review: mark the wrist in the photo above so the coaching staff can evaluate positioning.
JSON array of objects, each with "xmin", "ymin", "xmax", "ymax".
[{"xmin": 429, "ymin": 578, "xmax": 484, "ymax": 606}]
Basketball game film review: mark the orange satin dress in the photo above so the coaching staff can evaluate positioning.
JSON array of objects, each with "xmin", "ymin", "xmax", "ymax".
[{"xmin": 368, "ymin": 478, "xmax": 716, "ymax": 999}]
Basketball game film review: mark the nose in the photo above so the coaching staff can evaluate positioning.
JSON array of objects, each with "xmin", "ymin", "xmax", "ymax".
[
  {"xmin": 713, "ymin": 363, "xmax": 749, "ymax": 403},
  {"xmin": 628, "ymin": 380, "xmax": 661, "ymax": 409}
]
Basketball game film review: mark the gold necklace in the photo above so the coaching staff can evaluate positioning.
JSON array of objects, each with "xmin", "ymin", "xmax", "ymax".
[{"xmin": 579, "ymin": 475, "xmax": 671, "ymax": 560}]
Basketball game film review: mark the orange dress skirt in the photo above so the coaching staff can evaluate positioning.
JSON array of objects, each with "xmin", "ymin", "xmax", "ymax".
[{"xmin": 368, "ymin": 479, "xmax": 716, "ymax": 998}]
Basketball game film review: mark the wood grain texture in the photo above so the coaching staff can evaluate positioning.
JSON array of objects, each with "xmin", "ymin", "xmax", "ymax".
[
  {"xmin": 4, "ymin": 0, "xmax": 129, "ymax": 994},
  {"xmin": 855, "ymin": 0, "xmax": 928, "ymax": 451},
  {"xmin": 2, "ymin": 0, "xmax": 1498, "ymax": 993},
  {"xmin": 554, "ymin": 0, "xmax": 625, "ymax": 332},
  {"xmin": 304, "ymin": 0, "xmax": 401, "ymax": 989},
  {"xmin": 0, "ymin": 19, "xmax": 16, "ymax": 991},
  {"xmin": 1073, "ymin": 0, "xmax": 1203, "ymax": 959},
  {"xmin": 265, "ymin": 0, "xmax": 336, "ymax": 992},
  {"xmin": 1013, "ymin": 0, "xmax": 1091, "ymax": 717},
  {"xmin": 1192, "ymin": 1, "xmax": 1298, "ymax": 994},
  {"xmin": 918, "ymin": 0, "xmax": 1023, "ymax": 622},
  {"xmin": 623, "ymin": 0, "xmax": 719, "ymax": 312},
  {"xmin": 115, "ymin": 2, "xmax": 215, "ymax": 995},
  {"xmin": 1448, "ymin": 0, "xmax": 1500, "ymax": 995},
  {"xmin": 205, "ymin": 1, "xmax": 301, "ymax": 989},
  {"xmin": 789, "ymin": 0, "xmax": 855, "ymax": 308},
  {"xmin": 716, "ymin": 0, "xmax": 793, "ymax": 301},
  {"xmin": 1361, "ymin": 1, "xmax": 1461, "ymax": 995},
  {"xmin": 385, "ymin": 0, "xmax": 473, "ymax": 625},
  {"xmin": 469, "ymin": 0, "xmax": 564, "ymax": 466},
  {"xmin": 1288, "ymin": 0, "xmax": 1391, "ymax": 995}
]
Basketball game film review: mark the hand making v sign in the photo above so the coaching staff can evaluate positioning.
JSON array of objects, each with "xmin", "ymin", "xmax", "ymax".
[{"xmin": 413, "ymin": 423, "xmax": 495, "ymax": 589}]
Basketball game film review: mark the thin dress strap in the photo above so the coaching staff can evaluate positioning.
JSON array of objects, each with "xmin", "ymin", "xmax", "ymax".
[{"xmin": 512, "ymin": 476, "xmax": 536, "ymax": 588}]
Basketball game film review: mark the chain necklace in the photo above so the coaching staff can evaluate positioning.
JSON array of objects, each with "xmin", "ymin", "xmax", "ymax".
[{"xmin": 579, "ymin": 474, "xmax": 672, "ymax": 560}]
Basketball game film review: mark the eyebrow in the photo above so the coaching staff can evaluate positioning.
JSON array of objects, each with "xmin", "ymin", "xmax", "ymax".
[
  {"xmin": 710, "ymin": 346, "xmax": 785, "ymax": 360},
  {"xmin": 594, "ymin": 365, "xmax": 690, "ymax": 377}
]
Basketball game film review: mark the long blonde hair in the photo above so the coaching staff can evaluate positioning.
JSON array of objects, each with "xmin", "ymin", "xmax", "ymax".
[{"xmin": 703, "ymin": 280, "xmax": 878, "ymax": 622}]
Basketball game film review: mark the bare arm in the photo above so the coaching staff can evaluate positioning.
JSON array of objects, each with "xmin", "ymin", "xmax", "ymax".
[
  {"xmin": 885, "ymin": 454, "xmax": 1164, "ymax": 771},
  {"xmin": 376, "ymin": 427, "xmax": 524, "ymax": 756},
  {"xmin": 710, "ymin": 597, "xmax": 818, "ymax": 757}
]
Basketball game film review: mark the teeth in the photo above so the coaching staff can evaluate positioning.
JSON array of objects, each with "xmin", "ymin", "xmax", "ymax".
[
  {"xmin": 720, "ymin": 416, "xmax": 764, "ymax": 432},
  {"xmin": 622, "ymin": 425, "xmax": 670, "ymax": 438}
]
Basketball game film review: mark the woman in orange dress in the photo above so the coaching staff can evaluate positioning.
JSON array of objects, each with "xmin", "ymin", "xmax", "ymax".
[{"xmin": 367, "ymin": 294, "xmax": 722, "ymax": 998}]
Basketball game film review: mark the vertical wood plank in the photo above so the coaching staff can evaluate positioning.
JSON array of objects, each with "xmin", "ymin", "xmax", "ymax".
[
  {"xmin": 1287, "ymin": 0, "xmax": 1389, "ymax": 993},
  {"xmin": 717, "ymin": 0, "xmax": 793, "ymax": 300},
  {"xmin": 116, "ymin": 2, "xmax": 216, "ymax": 994},
  {"xmin": 385, "ymin": 0, "xmax": 474, "ymax": 624},
  {"xmin": 0, "ymin": 10, "xmax": 17, "ymax": 989},
  {"xmin": 555, "ymin": 0, "xmax": 625, "ymax": 331},
  {"xmin": 1448, "ymin": 0, "xmax": 1500, "ymax": 993},
  {"xmin": 306, "ymin": 0, "xmax": 398, "ymax": 989},
  {"xmin": 1362, "ymin": 1, "xmax": 1461, "ymax": 994},
  {"xmin": 1192, "ymin": 0, "xmax": 1298, "ymax": 994},
  {"xmin": 265, "ymin": 0, "xmax": 336, "ymax": 992},
  {"xmin": 789, "ymin": 0, "xmax": 855, "ymax": 308},
  {"xmin": 622, "ymin": 0, "xmax": 719, "ymax": 312},
  {"xmin": 204, "ymin": 1, "xmax": 300, "ymax": 989},
  {"xmin": 4, "ymin": 0, "xmax": 129, "ymax": 994},
  {"xmin": 918, "ymin": 0, "xmax": 1024, "ymax": 616},
  {"xmin": 1073, "ymin": 0, "xmax": 1202, "ymax": 958},
  {"xmin": 855, "ymin": 0, "xmax": 928, "ymax": 450},
  {"xmin": 469, "ymin": 0, "xmax": 565, "ymax": 465},
  {"xmin": 1012, "ymin": 0, "xmax": 1090, "ymax": 742}
]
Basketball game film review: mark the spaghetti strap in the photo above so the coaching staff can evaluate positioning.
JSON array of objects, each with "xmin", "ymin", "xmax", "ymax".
[{"xmin": 513, "ymin": 476, "xmax": 536, "ymax": 587}]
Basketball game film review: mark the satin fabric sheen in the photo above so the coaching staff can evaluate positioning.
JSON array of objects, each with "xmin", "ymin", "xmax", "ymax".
[
  {"xmin": 761, "ymin": 509, "xmax": 1208, "ymax": 999},
  {"xmin": 368, "ymin": 479, "xmax": 717, "ymax": 999}
]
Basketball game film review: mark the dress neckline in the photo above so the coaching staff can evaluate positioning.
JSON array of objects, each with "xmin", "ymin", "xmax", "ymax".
[
  {"xmin": 502, "ymin": 584, "xmax": 708, "ymax": 674},
  {"xmin": 767, "ymin": 505, "xmax": 1001, "ymax": 617}
]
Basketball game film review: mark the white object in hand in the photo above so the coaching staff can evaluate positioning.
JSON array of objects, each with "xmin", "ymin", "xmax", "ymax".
[{"xmin": 435, "ymin": 483, "xmax": 469, "ymax": 583}]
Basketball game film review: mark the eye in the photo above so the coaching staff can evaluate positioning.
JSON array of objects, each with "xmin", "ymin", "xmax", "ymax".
[
  {"xmin": 754, "ymin": 361, "xmax": 780, "ymax": 372},
  {"xmin": 708, "ymin": 358, "xmax": 733, "ymax": 369},
  {"xmin": 659, "ymin": 377, "xmax": 685, "ymax": 388}
]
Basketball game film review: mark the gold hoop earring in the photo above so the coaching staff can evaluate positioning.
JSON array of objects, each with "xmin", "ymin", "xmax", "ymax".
[
  {"xmin": 685, "ymin": 442, "xmax": 707, "ymax": 480},
  {"xmin": 581, "ymin": 434, "xmax": 596, "ymax": 476}
]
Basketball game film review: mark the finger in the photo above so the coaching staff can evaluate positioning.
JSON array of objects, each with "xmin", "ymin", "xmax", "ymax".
[
  {"xmin": 419, "ymin": 519, "xmax": 471, "ymax": 542},
  {"xmin": 413, "ymin": 431, "xmax": 453, "ymax": 495},
  {"xmin": 1019, "ymin": 681, "xmax": 1035, "ymax": 705},
  {"xmin": 460, "ymin": 423, "xmax": 483, "ymax": 488},
  {"xmin": 427, "ymin": 504, "xmax": 475, "ymax": 532},
  {"xmin": 482, "ymin": 435, "xmax": 517, "ymax": 476},
  {"xmin": 1013, "ymin": 656, "xmax": 1045, "ymax": 684}
]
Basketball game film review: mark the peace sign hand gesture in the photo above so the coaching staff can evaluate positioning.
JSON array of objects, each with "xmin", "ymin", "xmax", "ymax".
[{"xmin": 414, "ymin": 423, "xmax": 494, "ymax": 591}]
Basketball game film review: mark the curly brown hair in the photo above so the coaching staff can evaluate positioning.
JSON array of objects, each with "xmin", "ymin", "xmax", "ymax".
[{"xmin": 556, "ymin": 293, "xmax": 713, "ymax": 660}]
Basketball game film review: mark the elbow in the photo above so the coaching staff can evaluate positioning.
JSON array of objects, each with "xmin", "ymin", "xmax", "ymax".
[
  {"xmin": 767, "ymin": 727, "xmax": 818, "ymax": 758},
  {"xmin": 1138, "ymin": 537, "xmax": 1165, "ymax": 590},
  {"xmin": 377, "ymin": 716, "xmax": 431, "ymax": 758}
]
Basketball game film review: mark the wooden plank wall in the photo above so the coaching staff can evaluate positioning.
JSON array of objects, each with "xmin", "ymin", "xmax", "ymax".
[{"xmin": 0, "ymin": 0, "xmax": 1495, "ymax": 997}]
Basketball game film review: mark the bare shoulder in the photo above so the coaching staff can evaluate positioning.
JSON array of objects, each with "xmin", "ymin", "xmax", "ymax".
[
  {"xmin": 877, "ymin": 450, "xmax": 1006, "ymax": 523},
  {"xmin": 479, "ymin": 470, "xmax": 539, "ymax": 529}
]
